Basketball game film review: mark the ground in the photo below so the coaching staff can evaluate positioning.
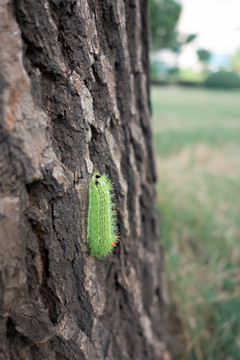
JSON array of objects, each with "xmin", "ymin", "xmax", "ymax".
[{"xmin": 151, "ymin": 86, "xmax": 240, "ymax": 360}]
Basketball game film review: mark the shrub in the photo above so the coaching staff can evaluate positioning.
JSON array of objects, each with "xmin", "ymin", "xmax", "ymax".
[
  {"xmin": 204, "ymin": 70, "xmax": 240, "ymax": 89},
  {"xmin": 150, "ymin": 59, "xmax": 168, "ymax": 82}
]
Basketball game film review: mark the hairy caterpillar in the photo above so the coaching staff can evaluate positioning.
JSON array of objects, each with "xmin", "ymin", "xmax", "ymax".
[{"xmin": 87, "ymin": 172, "xmax": 119, "ymax": 258}]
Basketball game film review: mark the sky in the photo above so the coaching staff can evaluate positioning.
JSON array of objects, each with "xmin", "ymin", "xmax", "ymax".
[{"xmin": 177, "ymin": 0, "xmax": 240, "ymax": 55}]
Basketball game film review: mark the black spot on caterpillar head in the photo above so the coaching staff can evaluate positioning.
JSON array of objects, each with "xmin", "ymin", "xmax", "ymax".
[{"xmin": 95, "ymin": 174, "xmax": 101, "ymax": 186}]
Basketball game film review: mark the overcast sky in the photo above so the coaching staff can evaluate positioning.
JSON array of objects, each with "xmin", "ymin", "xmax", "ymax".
[{"xmin": 177, "ymin": 0, "xmax": 240, "ymax": 55}]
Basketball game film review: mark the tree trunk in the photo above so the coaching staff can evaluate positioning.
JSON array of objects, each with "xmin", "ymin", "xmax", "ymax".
[{"xmin": 0, "ymin": 1, "xmax": 169, "ymax": 359}]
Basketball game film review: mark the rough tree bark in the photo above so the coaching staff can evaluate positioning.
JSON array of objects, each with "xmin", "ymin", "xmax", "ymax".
[{"xmin": 0, "ymin": 1, "xmax": 169, "ymax": 359}]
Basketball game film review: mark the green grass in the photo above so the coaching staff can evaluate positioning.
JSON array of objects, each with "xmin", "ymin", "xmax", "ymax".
[
  {"xmin": 151, "ymin": 86, "xmax": 240, "ymax": 360},
  {"xmin": 178, "ymin": 68, "xmax": 207, "ymax": 83}
]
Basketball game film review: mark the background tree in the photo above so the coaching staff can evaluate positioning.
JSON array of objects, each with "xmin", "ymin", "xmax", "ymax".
[
  {"xmin": 0, "ymin": 1, "xmax": 169, "ymax": 359},
  {"xmin": 149, "ymin": 0, "xmax": 182, "ymax": 51},
  {"xmin": 197, "ymin": 49, "xmax": 211, "ymax": 70}
]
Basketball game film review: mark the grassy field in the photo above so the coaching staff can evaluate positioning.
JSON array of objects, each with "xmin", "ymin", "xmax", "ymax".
[{"xmin": 151, "ymin": 86, "xmax": 240, "ymax": 360}]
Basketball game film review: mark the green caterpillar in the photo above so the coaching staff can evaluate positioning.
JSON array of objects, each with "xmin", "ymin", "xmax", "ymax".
[{"xmin": 87, "ymin": 171, "xmax": 118, "ymax": 258}]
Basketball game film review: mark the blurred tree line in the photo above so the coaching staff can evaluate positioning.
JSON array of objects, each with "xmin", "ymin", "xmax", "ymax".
[
  {"xmin": 149, "ymin": 0, "xmax": 196, "ymax": 52},
  {"xmin": 149, "ymin": 0, "xmax": 182, "ymax": 51},
  {"xmin": 149, "ymin": 0, "xmax": 240, "ymax": 88}
]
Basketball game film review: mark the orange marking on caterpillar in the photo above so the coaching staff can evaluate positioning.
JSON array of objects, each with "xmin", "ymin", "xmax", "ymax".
[{"xmin": 111, "ymin": 241, "xmax": 117, "ymax": 247}]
